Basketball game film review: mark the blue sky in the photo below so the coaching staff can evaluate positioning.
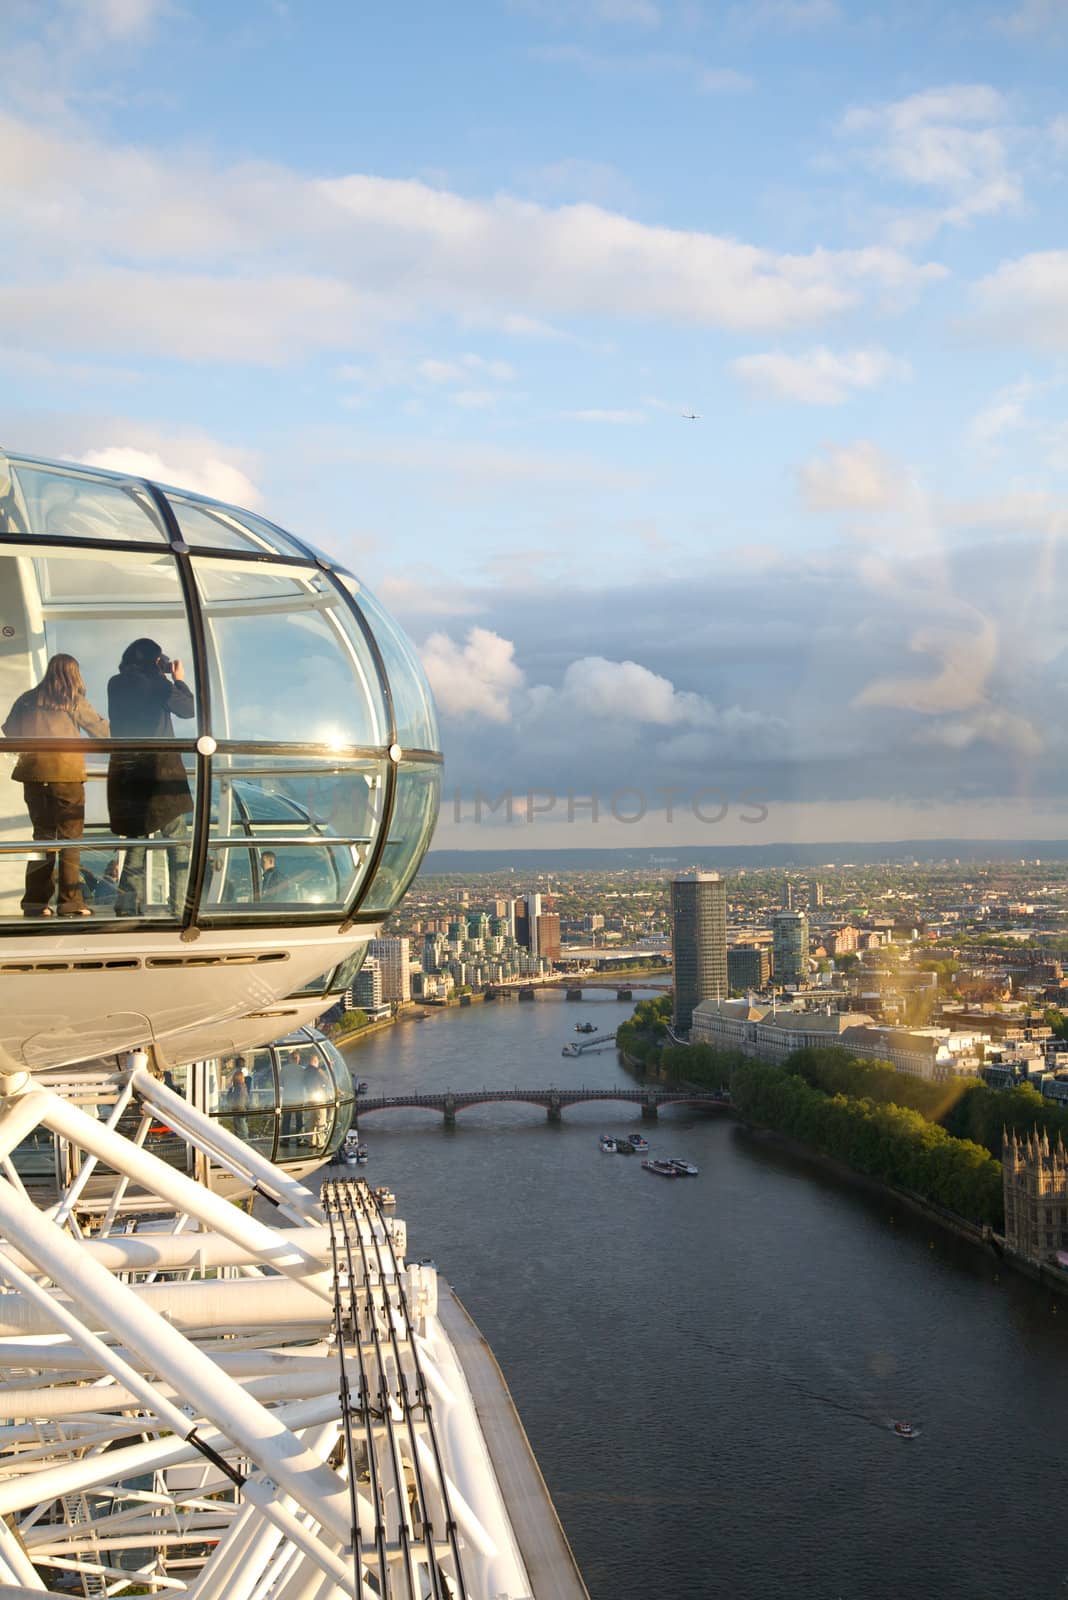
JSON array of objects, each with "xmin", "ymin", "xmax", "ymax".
[{"xmin": 5, "ymin": 0, "xmax": 1068, "ymax": 848}]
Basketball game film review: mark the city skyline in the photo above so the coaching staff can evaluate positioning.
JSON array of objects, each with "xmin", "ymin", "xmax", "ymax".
[{"xmin": 6, "ymin": 1, "xmax": 1068, "ymax": 847}]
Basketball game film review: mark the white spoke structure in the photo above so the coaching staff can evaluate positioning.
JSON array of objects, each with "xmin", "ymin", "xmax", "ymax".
[{"xmin": 0, "ymin": 1056, "xmax": 534, "ymax": 1600}]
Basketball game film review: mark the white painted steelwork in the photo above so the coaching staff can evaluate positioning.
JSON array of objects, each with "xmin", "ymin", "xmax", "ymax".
[{"xmin": 0, "ymin": 1057, "xmax": 536, "ymax": 1599}]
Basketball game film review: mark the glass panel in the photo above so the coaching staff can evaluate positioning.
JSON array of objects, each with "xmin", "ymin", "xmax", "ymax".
[
  {"xmin": 319, "ymin": 1034, "xmax": 354, "ymax": 1100},
  {"xmin": 211, "ymin": 1049, "xmax": 276, "ymax": 1159},
  {"xmin": 194, "ymin": 558, "xmax": 389, "ymax": 745},
  {"xmin": 277, "ymin": 1040, "xmax": 335, "ymax": 1159},
  {"xmin": 202, "ymin": 753, "xmax": 384, "ymax": 916},
  {"xmin": 0, "ymin": 546, "xmax": 197, "ymax": 924},
  {"xmin": 7, "ymin": 461, "xmax": 168, "ymax": 543},
  {"xmin": 0, "ymin": 755, "xmax": 196, "ymax": 923},
  {"xmin": 167, "ymin": 495, "xmax": 310, "ymax": 558},
  {"xmin": 346, "ymin": 580, "xmax": 440, "ymax": 751},
  {"xmin": 359, "ymin": 763, "xmax": 441, "ymax": 915}
]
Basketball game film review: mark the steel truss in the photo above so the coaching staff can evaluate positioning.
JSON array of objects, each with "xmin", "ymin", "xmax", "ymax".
[{"xmin": 0, "ymin": 1057, "xmax": 533, "ymax": 1599}]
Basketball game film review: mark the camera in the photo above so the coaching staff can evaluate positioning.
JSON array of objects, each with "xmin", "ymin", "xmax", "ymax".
[{"xmin": 158, "ymin": 654, "xmax": 172, "ymax": 674}]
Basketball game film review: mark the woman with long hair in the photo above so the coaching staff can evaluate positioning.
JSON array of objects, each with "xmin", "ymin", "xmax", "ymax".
[{"xmin": 3, "ymin": 653, "xmax": 109, "ymax": 917}]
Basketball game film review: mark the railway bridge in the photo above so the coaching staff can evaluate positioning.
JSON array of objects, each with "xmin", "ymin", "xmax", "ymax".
[{"xmin": 353, "ymin": 1087, "xmax": 731, "ymax": 1126}]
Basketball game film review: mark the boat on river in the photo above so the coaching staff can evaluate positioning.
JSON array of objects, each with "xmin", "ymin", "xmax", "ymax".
[
  {"xmin": 575, "ymin": 1022, "xmax": 597, "ymax": 1033},
  {"xmin": 669, "ymin": 1159, "xmax": 699, "ymax": 1176},
  {"xmin": 627, "ymin": 1134, "xmax": 649, "ymax": 1152},
  {"xmin": 642, "ymin": 1159, "xmax": 679, "ymax": 1178},
  {"xmin": 599, "ymin": 1135, "xmax": 618, "ymax": 1153},
  {"xmin": 893, "ymin": 1421, "xmax": 915, "ymax": 1438}
]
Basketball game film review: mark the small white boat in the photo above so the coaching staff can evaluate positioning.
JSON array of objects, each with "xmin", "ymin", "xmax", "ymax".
[
  {"xmin": 561, "ymin": 1043, "xmax": 579, "ymax": 1057},
  {"xmin": 893, "ymin": 1421, "xmax": 914, "ymax": 1438},
  {"xmin": 627, "ymin": 1134, "xmax": 649, "ymax": 1152},
  {"xmin": 642, "ymin": 1159, "xmax": 679, "ymax": 1178},
  {"xmin": 669, "ymin": 1159, "xmax": 699, "ymax": 1176},
  {"xmin": 599, "ymin": 1135, "xmax": 618, "ymax": 1154},
  {"xmin": 374, "ymin": 1186, "xmax": 396, "ymax": 1208}
]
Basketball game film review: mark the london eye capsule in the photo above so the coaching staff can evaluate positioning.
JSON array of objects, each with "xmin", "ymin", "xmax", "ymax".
[{"xmin": 0, "ymin": 451, "xmax": 441, "ymax": 1072}]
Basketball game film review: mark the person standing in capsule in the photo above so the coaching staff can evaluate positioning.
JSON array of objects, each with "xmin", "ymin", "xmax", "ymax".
[
  {"xmin": 3, "ymin": 653, "xmax": 109, "ymax": 917},
  {"xmin": 106, "ymin": 638, "xmax": 195, "ymax": 917}
]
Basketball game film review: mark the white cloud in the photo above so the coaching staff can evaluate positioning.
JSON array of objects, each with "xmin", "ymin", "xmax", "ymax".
[
  {"xmin": 972, "ymin": 252, "xmax": 1068, "ymax": 351},
  {"xmin": 914, "ymin": 708, "xmax": 1042, "ymax": 756},
  {"xmin": 992, "ymin": 0, "xmax": 1068, "ymax": 34},
  {"xmin": 450, "ymin": 389, "xmax": 498, "ymax": 409},
  {"xmin": 79, "ymin": 442, "xmax": 263, "ymax": 506},
  {"xmin": 798, "ymin": 441, "xmax": 907, "ymax": 511},
  {"xmin": 420, "ymin": 628, "xmax": 526, "ymax": 722},
  {"xmin": 729, "ymin": 0, "xmax": 840, "ymax": 30},
  {"xmin": 698, "ymin": 68, "xmax": 754, "ymax": 93},
  {"xmin": 88, "ymin": 0, "xmax": 166, "ymax": 37},
  {"xmin": 967, "ymin": 380, "xmax": 1033, "ymax": 444},
  {"xmin": 563, "ymin": 408, "xmax": 646, "ymax": 423},
  {"xmin": 0, "ymin": 269, "xmax": 383, "ymax": 365},
  {"xmin": 595, "ymin": 0, "xmax": 660, "ymax": 20},
  {"xmin": 732, "ymin": 345, "xmax": 909, "ymax": 405},
  {"xmin": 840, "ymin": 83, "xmax": 1021, "ymax": 237},
  {"xmin": 418, "ymin": 354, "xmax": 516, "ymax": 385},
  {"xmin": 515, "ymin": 0, "xmax": 660, "ymax": 21},
  {"xmin": 0, "ymin": 111, "xmax": 945, "ymax": 365},
  {"xmin": 559, "ymin": 655, "xmax": 758, "ymax": 729}
]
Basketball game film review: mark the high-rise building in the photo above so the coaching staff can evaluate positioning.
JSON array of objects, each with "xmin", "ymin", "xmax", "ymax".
[
  {"xmin": 772, "ymin": 911, "xmax": 809, "ymax": 988},
  {"xmin": 516, "ymin": 892, "xmax": 542, "ymax": 954},
  {"xmin": 728, "ymin": 944, "xmax": 771, "ymax": 992},
  {"xmin": 352, "ymin": 955, "xmax": 384, "ymax": 1013},
  {"xmin": 782, "ymin": 878, "xmax": 794, "ymax": 911},
  {"xmin": 811, "ymin": 880, "xmax": 825, "ymax": 909},
  {"xmin": 367, "ymin": 936, "xmax": 412, "ymax": 1003},
  {"xmin": 535, "ymin": 911, "xmax": 561, "ymax": 963},
  {"xmin": 671, "ymin": 872, "xmax": 727, "ymax": 1031}
]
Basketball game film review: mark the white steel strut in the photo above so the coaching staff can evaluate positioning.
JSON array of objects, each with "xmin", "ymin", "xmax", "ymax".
[{"xmin": 0, "ymin": 1058, "xmax": 534, "ymax": 1599}]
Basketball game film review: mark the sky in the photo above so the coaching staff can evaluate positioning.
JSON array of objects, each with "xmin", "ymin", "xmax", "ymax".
[{"xmin": 5, "ymin": 0, "xmax": 1068, "ymax": 851}]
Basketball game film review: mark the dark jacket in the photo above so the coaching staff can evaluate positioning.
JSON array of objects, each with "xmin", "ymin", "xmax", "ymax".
[
  {"xmin": 3, "ymin": 691, "xmax": 109, "ymax": 783},
  {"xmin": 106, "ymin": 667, "xmax": 195, "ymax": 836}
]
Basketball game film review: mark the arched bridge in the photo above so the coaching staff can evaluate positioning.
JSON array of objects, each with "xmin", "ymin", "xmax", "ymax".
[{"xmin": 353, "ymin": 1087, "xmax": 732, "ymax": 1125}]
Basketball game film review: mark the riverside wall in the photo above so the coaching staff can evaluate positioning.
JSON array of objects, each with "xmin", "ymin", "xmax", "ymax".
[{"xmin": 622, "ymin": 1047, "xmax": 1068, "ymax": 1299}]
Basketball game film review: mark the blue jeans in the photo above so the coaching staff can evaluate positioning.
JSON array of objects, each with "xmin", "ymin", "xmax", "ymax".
[{"xmin": 116, "ymin": 813, "xmax": 191, "ymax": 916}]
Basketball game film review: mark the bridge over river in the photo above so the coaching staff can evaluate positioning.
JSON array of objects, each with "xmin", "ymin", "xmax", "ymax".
[{"xmin": 353, "ymin": 1087, "xmax": 732, "ymax": 1126}]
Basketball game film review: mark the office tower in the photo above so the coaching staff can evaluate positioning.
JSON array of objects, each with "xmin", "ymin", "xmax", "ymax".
[
  {"xmin": 782, "ymin": 878, "xmax": 794, "ymax": 911},
  {"xmin": 515, "ymin": 892, "xmax": 542, "ymax": 954},
  {"xmin": 728, "ymin": 944, "xmax": 770, "ymax": 992},
  {"xmin": 811, "ymin": 880, "xmax": 824, "ymax": 909},
  {"xmin": 671, "ymin": 872, "xmax": 728, "ymax": 1031},
  {"xmin": 535, "ymin": 911, "xmax": 561, "ymax": 963},
  {"xmin": 367, "ymin": 936, "xmax": 412, "ymax": 1003},
  {"xmin": 772, "ymin": 911, "xmax": 809, "ymax": 988}
]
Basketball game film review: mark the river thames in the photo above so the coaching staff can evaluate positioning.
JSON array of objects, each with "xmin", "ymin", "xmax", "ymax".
[{"xmin": 341, "ymin": 991, "xmax": 1068, "ymax": 1599}]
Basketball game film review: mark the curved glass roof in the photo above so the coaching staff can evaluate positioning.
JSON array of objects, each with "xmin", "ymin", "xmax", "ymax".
[{"xmin": 0, "ymin": 450, "xmax": 441, "ymax": 933}]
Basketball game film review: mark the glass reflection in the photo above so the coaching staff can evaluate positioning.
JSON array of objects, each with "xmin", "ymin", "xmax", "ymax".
[
  {"xmin": 4, "ymin": 460, "xmax": 167, "ymax": 544},
  {"xmin": 203, "ymin": 754, "xmax": 382, "ymax": 917},
  {"xmin": 348, "ymin": 581, "xmax": 439, "ymax": 750},
  {"xmin": 194, "ymin": 558, "xmax": 388, "ymax": 746},
  {"xmin": 2, "ymin": 653, "xmax": 109, "ymax": 917},
  {"xmin": 0, "ymin": 455, "xmax": 442, "ymax": 930},
  {"xmin": 359, "ymin": 764, "xmax": 441, "ymax": 915},
  {"xmin": 107, "ymin": 638, "xmax": 196, "ymax": 917}
]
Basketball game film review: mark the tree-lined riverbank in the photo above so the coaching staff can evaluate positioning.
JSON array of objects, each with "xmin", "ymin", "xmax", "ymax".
[{"xmin": 618, "ymin": 999, "xmax": 1003, "ymax": 1228}]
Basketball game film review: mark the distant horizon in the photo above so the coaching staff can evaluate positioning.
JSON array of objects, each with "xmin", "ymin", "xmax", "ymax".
[{"xmin": 422, "ymin": 838, "xmax": 1068, "ymax": 873}]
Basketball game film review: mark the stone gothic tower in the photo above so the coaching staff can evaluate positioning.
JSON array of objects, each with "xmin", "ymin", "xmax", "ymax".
[{"xmin": 1003, "ymin": 1128, "xmax": 1068, "ymax": 1264}]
